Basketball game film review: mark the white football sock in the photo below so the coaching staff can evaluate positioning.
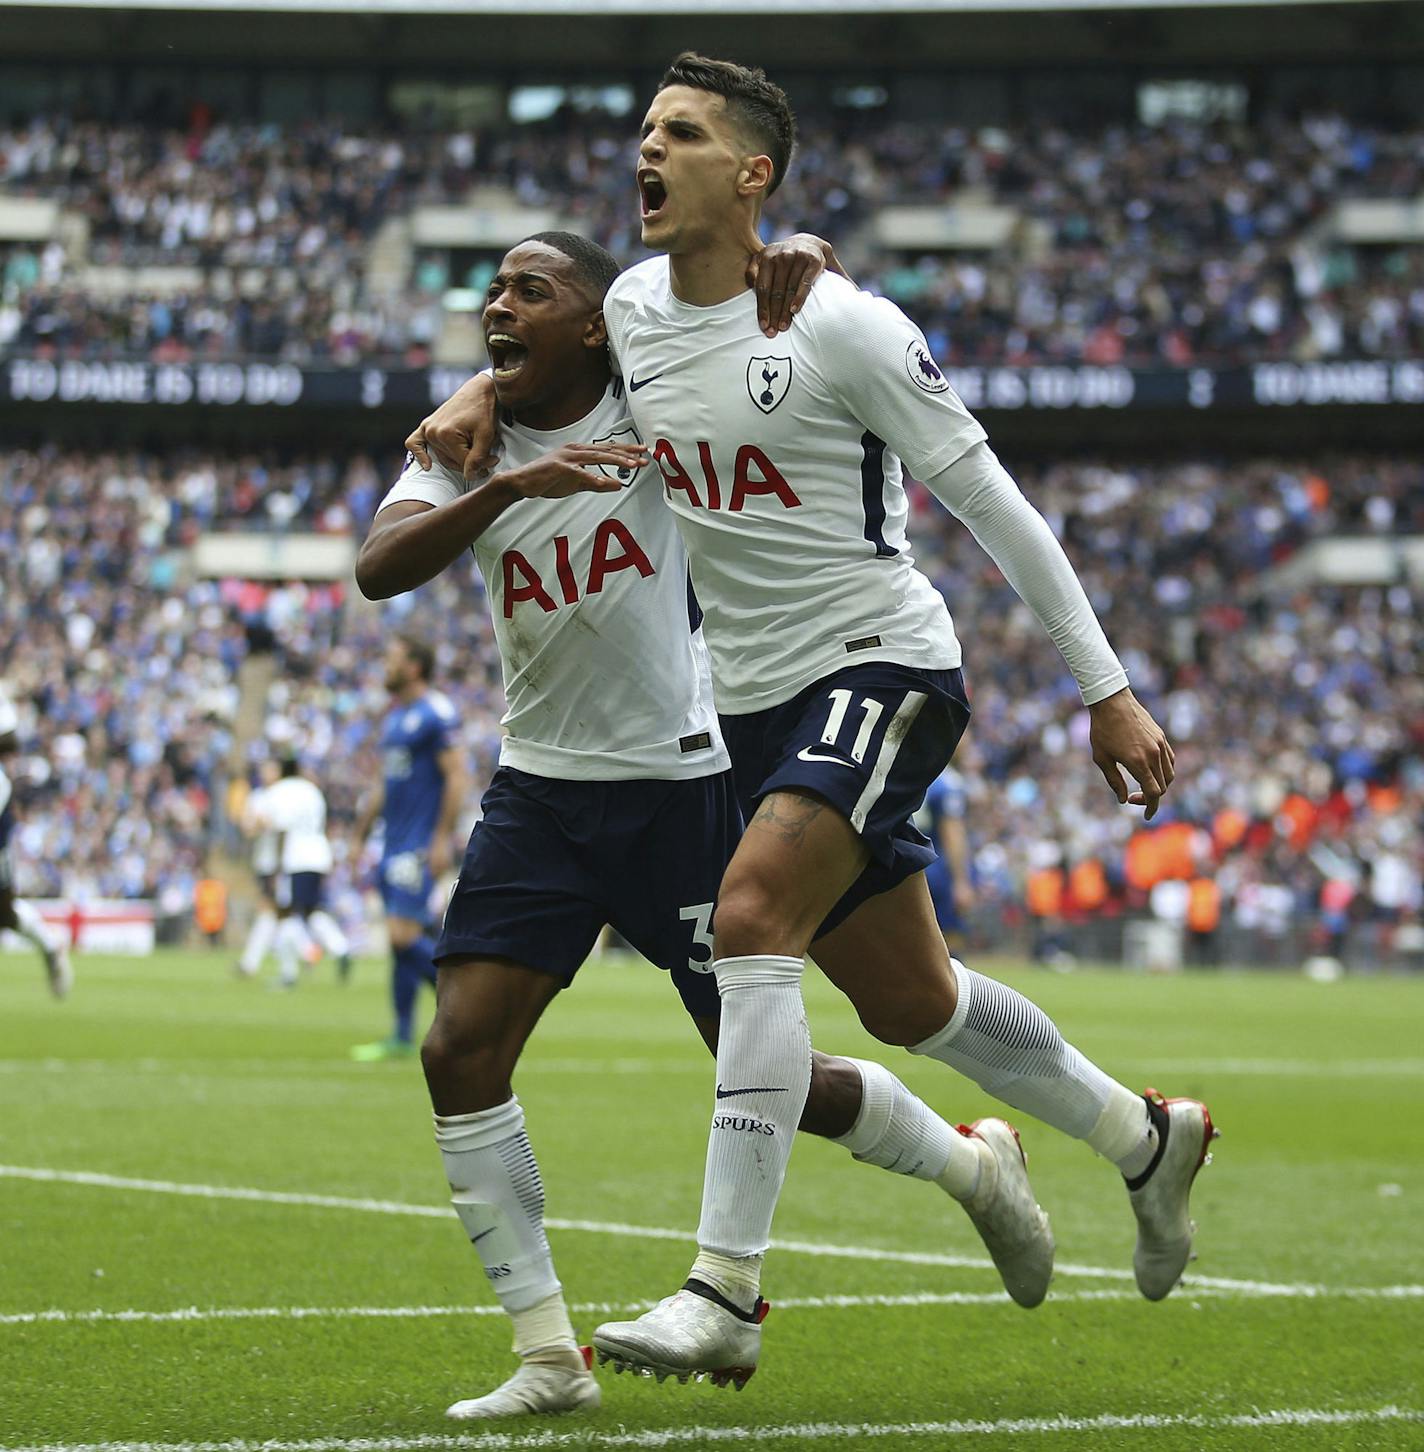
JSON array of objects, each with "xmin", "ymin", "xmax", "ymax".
[
  {"xmin": 307, "ymin": 910, "xmax": 349, "ymax": 959},
  {"xmin": 694, "ymin": 954, "xmax": 811, "ymax": 1304},
  {"xmin": 12, "ymin": 899, "xmax": 56, "ymax": 954},
  {"xmin": 435, "ymin": 1098, "xmax": 568, "ymax": 1345},
  {"xmin": 510, "ymin": 1291, "xmax": 583, "ymax": 1370},
  {"xmin": 240, "ymin": 910, "xmax": 277, "ymax": 973},
  {"xmin": 274, "ymin": 917, "xmax": 309, "ymax": 985},
  {"xmin": 834, "ymin": 1057, "xmax": 983, "ymax": 1201},
  {"xmin": 911, "ymin": 959, "xmax": 1156, "ymax": 1175}
]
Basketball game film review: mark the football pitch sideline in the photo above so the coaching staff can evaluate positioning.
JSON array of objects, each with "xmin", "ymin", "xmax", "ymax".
[{"xmin": 2, "ymin": 951, "xmax": 1421, "ymax": 1451}]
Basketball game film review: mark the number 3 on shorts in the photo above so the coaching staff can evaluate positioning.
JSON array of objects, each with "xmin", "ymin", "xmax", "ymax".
[{"xmin": 679, "ymin": 901, "xmax": 715, "ymax": 973}]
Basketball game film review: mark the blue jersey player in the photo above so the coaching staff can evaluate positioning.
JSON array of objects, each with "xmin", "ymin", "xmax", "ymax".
[
  {"xmin": 917, "ymin": 766, "xmax": 975, "ymax": 949},
  {"xmin": 352, "ymin": 634, "xmax": 467, "ymax": 1060}
]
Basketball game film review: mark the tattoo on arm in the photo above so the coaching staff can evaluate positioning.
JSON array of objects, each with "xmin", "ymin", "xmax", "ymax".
[{"xmin": 749, "ymin": 791, "xmax": 828, "ymax": 846}]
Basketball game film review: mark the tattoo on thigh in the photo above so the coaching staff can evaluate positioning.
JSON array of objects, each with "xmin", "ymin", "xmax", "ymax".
[{"xmin": 750, "ymin": 792, "xmax": 827, "ymax": 846}]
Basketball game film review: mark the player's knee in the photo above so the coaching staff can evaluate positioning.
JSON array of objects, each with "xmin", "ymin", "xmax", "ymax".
[
  {"xmin": 855, "ymin": 985, "xmax": 954, "ymax": 1049},
  {"xmin": 713, "ymin": 871, "xmax": 805, "ymax": 958},
  {"xmin": 421, "ymin": 1011, "xmax": 513, "ymax": 1109}
]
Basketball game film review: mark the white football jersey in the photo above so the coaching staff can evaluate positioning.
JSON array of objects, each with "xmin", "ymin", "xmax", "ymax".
[
  {"xmin": 0, "ymin": 691, "xmax": 17, "ymax": 820},
  {"xmin": 247, "ymin": 784, "xmax": 280, "ymax": 876},
  {"xmin": 378, "ymin": 381, "xmax": 728, "ymax": 782},
  {"xmin": 603, "ymin": 261, "xmax": 988, "ymax": 713},
  {"xmin": 263, "ymin": 776, "xmax": 333, "ymax": 874}
]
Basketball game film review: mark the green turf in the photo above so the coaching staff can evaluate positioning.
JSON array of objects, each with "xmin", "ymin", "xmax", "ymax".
[{"xmin": 1, "ymin": 950, "xmax": 1421, "ymax": 1450}]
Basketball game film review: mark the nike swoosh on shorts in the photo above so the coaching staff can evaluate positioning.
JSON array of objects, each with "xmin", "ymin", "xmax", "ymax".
[{"xmin": 795, "ymin": 747, "xmax": 857, "ymax": 768}]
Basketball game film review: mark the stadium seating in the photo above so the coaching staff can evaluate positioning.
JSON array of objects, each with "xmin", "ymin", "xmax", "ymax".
[
  {"xmin": 3, "ymin": 111, "xmax": 1421, "ymax": 366},
  {"xmin": 3, "ymin": 444, "xmax": 1417, "ymax": 960}
]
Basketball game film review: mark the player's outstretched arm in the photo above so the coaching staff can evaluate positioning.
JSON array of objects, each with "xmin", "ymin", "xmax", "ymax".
[
  {"xmin": 802, "ymin": 287, "xmax": 1177, "ymax": 819},
  {"xmin": 405, "ymin": 372, "xmax": 501, "ymax": 479},
  {"xmin": 358, "ymin": 443, "xmax": 649, "ymax": 600},
  {"xmin": 925, "ymin": 443, "xmax": 1174, "ymax": 818},
  {"xmin": 746, "ymin": 234, "xmax": 853, "ymax": 338}
]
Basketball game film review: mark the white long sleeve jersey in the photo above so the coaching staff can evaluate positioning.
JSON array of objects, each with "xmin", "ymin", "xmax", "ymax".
[{"xmin": 602, "ymin": 260, "xmax": 1126, "ymax": 712}]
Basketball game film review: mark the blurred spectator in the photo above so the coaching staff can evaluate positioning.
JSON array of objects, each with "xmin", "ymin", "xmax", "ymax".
[{"xmin": 3, "ymin": 111, "xmax": 1422, "ymax": 367}]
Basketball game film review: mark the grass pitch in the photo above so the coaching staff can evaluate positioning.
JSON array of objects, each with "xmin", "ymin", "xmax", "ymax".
[{"xmin": 1, "ymin": 949, "xmax": 1421, "ymax": 1451}]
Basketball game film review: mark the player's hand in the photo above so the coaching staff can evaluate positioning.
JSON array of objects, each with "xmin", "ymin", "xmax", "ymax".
[
  {"xmin": 428, "ymin": 836, "xmax": 453, "ymax": 878},
  {"xmin": 1089, "ymin": 687, "xmax": 1176, "ymax": 822},
  {"xmin": 505, "ymin": 443, "xmax": 649, "ymax": 500},
  {"xmin": 405, "ymin": 373, "xmax": 500, "ymax": 480},
  {"xmin": 747, "ymin": 233, "xmax": 843, "ymax": 337},
  {"xmin": 954, "ymin": 879, "xmax": 977, "ymax": 914}
]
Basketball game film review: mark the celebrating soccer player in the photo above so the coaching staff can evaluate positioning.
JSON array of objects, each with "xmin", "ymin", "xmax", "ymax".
[
  {"xmin": 367, "ymin": 230, "xmax": 1051, "ymax": 1416},
  {"xmin": 411, "ymin": 54, "xmax": 1216, "ymax": 1391}
]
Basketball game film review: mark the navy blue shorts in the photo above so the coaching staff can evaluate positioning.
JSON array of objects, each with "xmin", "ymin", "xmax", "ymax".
[
  {"xmin": 720, "ymin": 663, "xmax": 970, "ymax": 937},
  {"xmin": 924, "ymin": 857, "xmax": 965, "ymax": 933},
  {"xmin": 277, "ymin": 871, "xmax": 325, "ymax": 915},
  {"xmin": 434, "ymin": 766, "xmax": 741, "ymax": 1019}
]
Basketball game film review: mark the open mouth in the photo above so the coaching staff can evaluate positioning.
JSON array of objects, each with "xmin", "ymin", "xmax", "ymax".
[
  {"xmin": 486, "ymin": 331, "xmax": 529, "ymax": 381},
  {"xmin": 638, "ymin": 169, "xmax": 669, "ymax": 221}
]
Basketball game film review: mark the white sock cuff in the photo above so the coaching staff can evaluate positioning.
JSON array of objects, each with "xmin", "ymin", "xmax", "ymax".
[
  {"xmin": 1086, "ymin": 1082, "xmax": 1150, "ymax": 1163},
  {"xmin": 908, "ymin": 958, "xmax": 972, "ymax": 1057},
  {"xmin": 434, "ymin": 1096, "xmax": 524, "ymax": 1152},
  {"xmin": 510, "ymin": 1290, "xmax": 577, "ymax": 1357},
  {"xmin": 832, "ymin": 1058, "xmax": 892, "ymax": 1154},
  {"xmin": 713, "ymin": 954, "xmax": 804, "ymax": 993}
]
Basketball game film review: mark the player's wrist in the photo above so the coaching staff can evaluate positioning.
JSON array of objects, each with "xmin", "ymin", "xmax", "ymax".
[{"xmin": 1086, "ymin": 683, "xmax": 1132, "ymax": 713}]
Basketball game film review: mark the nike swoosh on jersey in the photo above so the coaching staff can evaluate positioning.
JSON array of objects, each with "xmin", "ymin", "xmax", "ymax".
[
  {"xmin": 715, "ymin": 1084, "xmax": 787, "ymax": 1099},
  {"xmin": 628, "ymin": 372, "xmax": 662, "ymax": 391},
  {"xmin": 795, "ymin": 746, "xmax": 858, "ymax": 768}
]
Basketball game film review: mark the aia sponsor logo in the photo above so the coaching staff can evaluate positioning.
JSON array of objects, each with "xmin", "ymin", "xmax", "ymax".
[
  {"xmin": 653, "ymin": 439, "xmax": 801, "ymax": 512},
  {"xmin": 501, "ymin": 520, "xmax": 655, "ymax": 617}
]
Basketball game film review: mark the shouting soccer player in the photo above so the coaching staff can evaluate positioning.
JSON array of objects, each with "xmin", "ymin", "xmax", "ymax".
[
  {"xmin": 412, "ymin": 55, "xmax": 1215, "ymax": 1390},
  {"xmin": 366, "ymin": 231, "xmax": 1050, "ymax": 1417},
  {"xmin": 351, "ymin": 635, "xmax": 466, "ymax": 1060}
]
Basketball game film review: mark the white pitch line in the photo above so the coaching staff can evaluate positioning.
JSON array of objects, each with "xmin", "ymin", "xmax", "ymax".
[
  {"xmin": 6, "ymin": 1280, "xmax": 1424, "ymax": 1330},
  {"xmin": 1, "ymin": 1405, "xmax": 1419, "ymax": 1452},
  {"xmin": 2, "ymin": 1163, "xmax": 1417, "ymax": 1302},
  {"xmin": 2, "ymin": 1055, "xmax": 1422, "ymax": 1077}
]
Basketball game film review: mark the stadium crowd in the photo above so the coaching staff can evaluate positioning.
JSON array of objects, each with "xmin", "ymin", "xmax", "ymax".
[
  {"xmin": 3, "ymin": 109, "xmax": 1422, "ymax": 366},
  {"xmin": 1, "ymin": 443, "xmax": 1419, "ymax": 962}
]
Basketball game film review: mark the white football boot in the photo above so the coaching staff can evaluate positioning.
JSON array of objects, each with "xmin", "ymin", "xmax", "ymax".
[
  {"xmin": 1128, "ymin": 1089, "xmax": 1218, "ymax": 1301},
  {"xmin": 445, "ymin": 1350, "xmax": 601, "ymax": 1419},
  {"xmin": 592, "ymin": 1283, "xmax": 767, "ymax": 1390},
  {"xmin": 957, "ymin": 1117, "xmax": 1055, "ymax": 1308},
  {"xmin": 44, "ymin": 943, "xmax": 73, "ymax": 1000}
]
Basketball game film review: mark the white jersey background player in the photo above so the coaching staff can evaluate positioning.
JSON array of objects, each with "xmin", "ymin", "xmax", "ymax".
[
  {"xmin": 408, "ymin": 55, "xmax": 1216, "ymax": 1387},
  {"xmin": 0, "ymin": 687, "xmax": 72, "ymax": 998},
  {"xmin": 378, "ymin": 232, "xmax": 1055, "ymax": 1420},
  {"xmin": 235, "ymin": 757, "xmax": 284, "ymax": 979},
  {"xmin": 260, "ymin": 757, "xmax": 350, "ymax": 988}
]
